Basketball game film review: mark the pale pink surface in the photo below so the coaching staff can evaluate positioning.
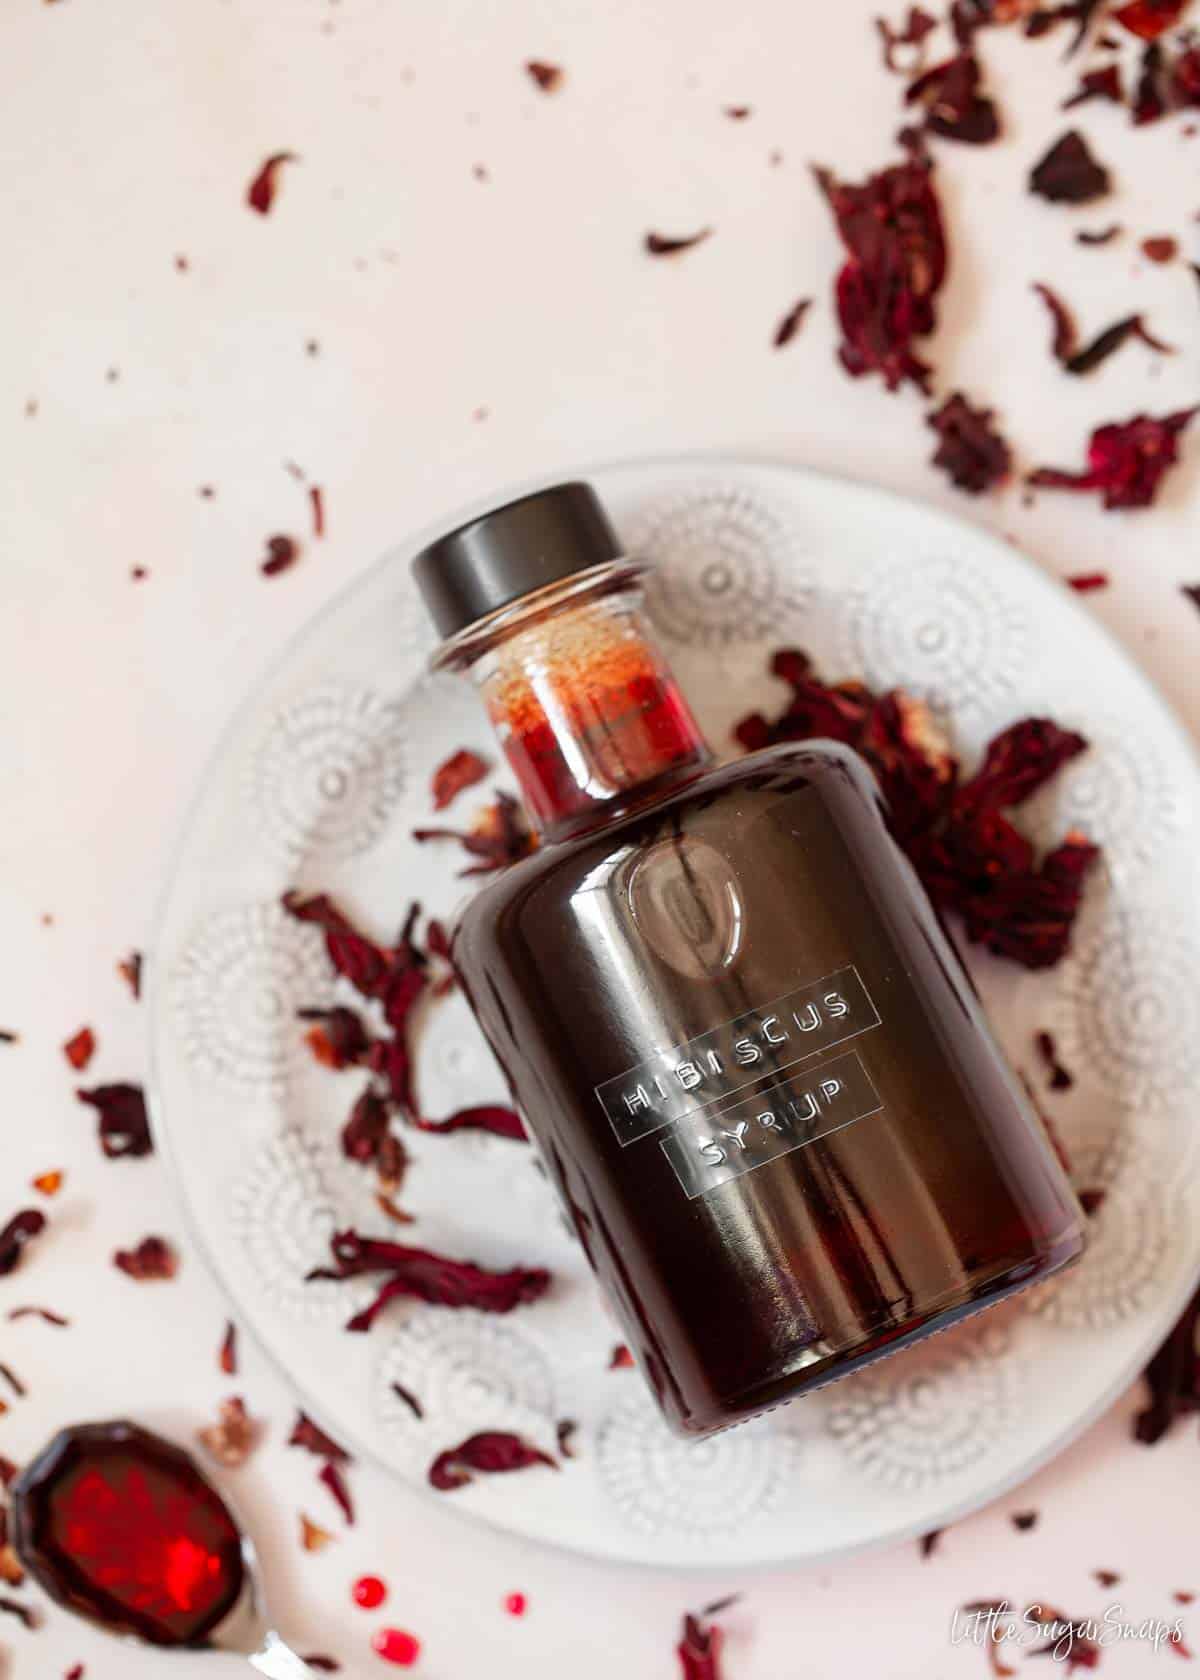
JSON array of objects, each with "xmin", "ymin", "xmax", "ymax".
[{"xmin": 2, "ymin": 0, "xmax": 1198, "ymax": 1674}]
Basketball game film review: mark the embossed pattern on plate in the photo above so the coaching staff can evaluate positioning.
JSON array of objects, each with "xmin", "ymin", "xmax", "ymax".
[{"xmin": 147, "ymin": 458, "xmax": 1200, "ymax": 1569}]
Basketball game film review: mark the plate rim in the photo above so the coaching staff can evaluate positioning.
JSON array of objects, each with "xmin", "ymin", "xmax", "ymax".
[{"xmin": 144, "ymin": 449, "xmax": 1200, "ymax": 1573}]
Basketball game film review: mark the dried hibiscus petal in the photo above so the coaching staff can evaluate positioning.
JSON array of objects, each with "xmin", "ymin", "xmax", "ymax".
[
  {"xmin": 308, "ymin": 1230, "xmax": 551, "ymax": 1331},
  {"xmin": 289, "ymin": 1411, "xmax": 352, "ymax": 1463},
  {"xmin": 62, "ymin": 1027, "xmax": 96, "ymax": 1071},
  {"xmin": 246, "ymin": 151, "xmax": 296, "ymax": 214},
  {"xmin": 772, "ymin": 297, "xmax": 812, "ymax": 347},
  {"xmin": 678, "ymin": 1608, "xmax": 727, "ymax": 1680},
  {"xmin": 298, "ymin": 1006, "xmax": 371, "ymax": 1069},
  {"xmin": 1135, "ymin": 1281, "xmax": 1200, "ymax": 1443},
  {"xmin": 0, "ymin": 1596, "xmax": 38, "ymax": 1630},
  {"xmin": 300, "ymin": 1513, "xmax": 334, "ymax": 1552},
  {"xmin": 1113, "ymin": 0, "xmax": 1188, "ymax": 39},
  {"xmin": 1029, "ymin": 407, "xmax": 1198, "ymax": 509},
  {"xmin": 957, "ymin": 718, "xmax": 1087, "ymax": 810},
  {"xmin": 905, "ymin": 52, "xmax": 1001, "ymax": 143},
  {"xmin": 1067, "ymin": 572, "xmax": 1108, "ymax": 591},
  {"xmin": 1029, "ymin": 130, "xmax": 1111, "ymax": 203},
  {"xmin": 876, "ymin": 6, "xmax": 939, "ymax": 72},
  {"xmin": 219, "ymin": 1321, "xmax": 238, "ymax": 1373},
  {"xmin": 431, "ymin": 748, "xmax": 489, "ymax": 810},
  {"xmin": 525, "ymin": 59, "xmax": 563, "ymax": 91},
  {"xmin": 340, "ymin": 1086, "xmax": 394, "ymax": 1166},
  {"xmin": 926, "ymin": 393, "xmax": 1012, "ymax": 493},
  {"xmin": 1133, "ymin": 41, "xmax": 1170, "ymax": 122},
  {"xmin": 31, "ymin": 1170, "xmax": 63, "ymax": 1196},
  {"xmin": 117, "ymin": 950, "xmax": 143, "ymax": 998},
  {"xmin": 610, "ymin": 1344, "xmax": 635, "ymax": 1369},
  {"xmin": 428, "ymin": 1431, "xmax": 556, "ymax": 1491},
  {"xmin": 198, "ymin": 1396, "xmax": 259, "ymax": 1468},
  {"xmin": 113, "ymin": 1235, "xmax": 177, "ymax": 1280},
  {"xmin": 413, "ymin": 791, "xmax": 535, "ymax": 875},
  {"xmin": 319, "ymin": 1461, "xmax": 355, "ymax": 1525},
  {"xmin": 0, "ymin": 1210, "xmax": 46, "ymax": 1276},
  {"xmin": 282, "ymin": 890, "xmax": 390, "ymax": 995},
  {"xmin": 1174, "ymin": 39, "xmax": 1200, "ymax": 102},
  {"xmin": 1142, "ymin": 235, "xmax": 1179, "ymax": 263},
  {"xmin": 1036, "ymin": 1029, "xmax": 1074, "ymax": 1090},
  {"xmin": 76, "ymin": 1082, "xmax": 153, "ymax": 1158},
  {"xmin": 1076, "ymin": 224, "xmax": 1122, "ymax": 246},
  {"xmin": 1062, "ymin": 63, "xmax": 1125, "ymax": 107},
  {"xmin": 416, "ymin": 1105, "xmax": 527, "ymax": 1141},
  {"xmin": 261, "ymin": 534, "xmax": 299, "ymax": 577},
  {"xmin": 7, "ymin": 1306, "xmax": 69, "ymax": 1326},
  {"xmin": 645, "ymin": 229, "xmax": 712, "ymax": 256},
  {"xmin": 813, "ymin": 142, "xmax": 947, "ymax": 392}
]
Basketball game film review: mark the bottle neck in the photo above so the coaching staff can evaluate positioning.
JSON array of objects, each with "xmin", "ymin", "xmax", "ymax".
[{"xmin": 448, "ymin": 575, "xmax": 711, "ymax": 842}]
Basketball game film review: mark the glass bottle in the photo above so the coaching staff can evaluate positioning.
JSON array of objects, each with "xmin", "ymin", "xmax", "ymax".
[{"xmin": 412, "ymin": 482, "xmax": 1085, "ymax": 1439}]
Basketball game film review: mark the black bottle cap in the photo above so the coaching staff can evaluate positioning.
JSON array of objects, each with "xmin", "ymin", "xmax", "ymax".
[{"xmin": 411, "ymin": 481, "xmax": 623, "ymax": 640}]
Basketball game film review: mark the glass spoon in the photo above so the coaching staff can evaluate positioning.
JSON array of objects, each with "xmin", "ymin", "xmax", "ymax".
[{"xmin": 11, "ymin": 1419, "xmax": 319, "ymax": 1677}]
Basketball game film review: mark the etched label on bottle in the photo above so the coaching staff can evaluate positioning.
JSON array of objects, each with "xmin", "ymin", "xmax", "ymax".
[
  {"xmin": 595, "ymin": 963, "xmax": 881, "ymax": 1145},
  {"xmin": 660, "ymin": 1050, "xmax": 882, "ymax": 1198}
]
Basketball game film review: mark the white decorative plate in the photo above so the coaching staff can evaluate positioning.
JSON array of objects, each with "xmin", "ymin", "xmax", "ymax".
[{"xmin": 147, "ymin": 458, "xmax": 1200, "ymax": 1568}]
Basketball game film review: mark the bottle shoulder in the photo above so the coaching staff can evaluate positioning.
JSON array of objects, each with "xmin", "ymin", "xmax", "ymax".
[{"xmin": 453, "ymin": 739, "xmax": 877, "ymax": 934}]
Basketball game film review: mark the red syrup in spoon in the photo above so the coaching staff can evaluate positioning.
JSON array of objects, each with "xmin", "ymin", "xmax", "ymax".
[{"xmin": 12, "ymin": 1421, "xmax": 245, "ymax": 1647}]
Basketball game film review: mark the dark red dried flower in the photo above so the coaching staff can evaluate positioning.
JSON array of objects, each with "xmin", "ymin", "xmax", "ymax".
[
  {"xmin": 7, "ymin": 1306, "xmax": 68, "ymax": 1326},
  {"xmin": 772, "ymin": 297, "xmax": 812, "ymax": 347},
  {"xmin": 736, "ymin": 654, "xmax": 1098, "ymax": 970},
  {"xmin": 416, "ymin": 1105, "xmax": 527, "ymax": 1141},
  {"xmin": 431, "ymin": 748, "xmax": 489, "ymax": 811},
  {"xmin": 1062, "ymin": 64, "xmax": 1125, "ymax": 107},
  {"xmin": 723, "ymin": 104, "xmax": 752, "ymax": 118},
  {"xmin": 556, "ymin": 1418, "xmax": 578, "ymax": 1457},
  {"xmin": 1067, "ymin": 572, "xmax": 1109, "ymax": 591},
  {"xmin": 905, "ymin": 52, "xmax": 1001, "ymax": 143},
  {"xmin": 0, "ymin": 1457, "xmax": 16, "ymax": 1488},
  {"xmin": 413, "ymin": 791, "xmax": 535, "ymax": 875},
  {"xmin": 1113, "ymin": 0, "xmax": 1188, "ymax": 39},
  {"xmin": 1184, "ymin": 584, "xmax": 1200, "ymax": 614},
  {"xmin": 1133, "ymin": 41, "xmax": 1170, "ymax": 122},
  {"xmin": 301, "ymin": 1661, "xmax": 340, "ymax": 1674},
  {"xmin": 289, "ymin": 1411, "xmax": 352, "ymax": 1463},
  {"xmin": 1095, "ymin": 1570, "xmax": 1121, "ymax": 1588},
  {"xmin": 340, "ymin": 1087, "xmax": 395, "ymax": 1168},
  {"xmin": 1012, "ymin": 1510, "xmax": 1040, "ymax": 1530},
  {"xmin": 198, "ymin": 1396, "xmax": 259, "ymax": 1468},
  {"xmin": 309, "ymin": 485, "xmax": 325, "ymax": 538},
  {"xmin": 1174, "ymin": 39, "xmax": 1200, "ymax": 102},
  {"xmin": 927, "ymin": 393, "xmax": 1012, "ymax": 493},
  {"xmin": 957, "ymin": 717, "xmax": 1088, "ymax": 810},
  {"xmin": 219, "ymin": 1320, "xmax": 238, "ymax": 1375},
  {"xmin": 117, "ymin": 950, "xmax": 142, "ymax": 998},
  {"xmin": 62, "ymin": 1027, "xmax": 95, "ymax": 1071},
  {"xmin": 0, "ymin": 1596, "xmax": 38, "ymax": 1630},
  {"xmin": 678, "ymin": 1608, "xmax": 727, "ymax": 1680},
  {"xmin": 309, "ymin": 1230, "xmax": 551, "ymax": 1332},
  {"xmin": 0, "ymin": 1362, "xmax": 26, "ymax": 1400},
  {"xmin": 645, "ymin": 229, "xmax": 713, "ymax": 256},
  {"xmin": 1029, "ymin": 130, "xmax": 1111, "ymax": 202},
  {"xmin": 1142, "ymin": 235, "xmax": 1179, "ymax": 263},
  {"xmin": 282, "ymin": 891, "xmax": 391, "ymax": 995},
  {"xmin": 525, "ymin": 59, "xmax": 563, "ymax": 92},
  {"xmin": 428, "ymin": 1431, "xmax": 556, "ymax": 1492},
  {"xmin": 1031, "ymin": 278, "xmax": 1174, "ymax": 376},
  {"xmin": 366, "ymin": 1035, "xmax": 419, "ymax": 1117},
  {"xmin": 246, "ymin": 151, "xmax": 296, "ymax": 214},
  {"xmin": 876, "ymin": 5, "xmax": 939, "ymax": 72},
  {"xmin": 77, "ymin": 1082, "xmax": 153, "ymax": 1158},
  {"xmin": 113, "ymin": 1236, "xmax": 177, "ymax": 1281},
  {"xmin": 813, "ymin": 143, "xmax": 947, "ymax": 391},
  {"xmin": 0, "ymin": 1210, "xmax": 46, "ymax": 1276},
  {"xmin": 609, "ymin": 1343, "xmax": 635, "ymax": 1369},
  {"xmin": 1036, "ymin": 1029, "xmax": 1074, "ymax": 1090},
  {"xmin": 1028, "ymin": 1608, "xmax": 1101, "ymax": 1671},
  {"xmin": 261, "ymin": 534, "xmax": 299, "ymax": 577},
  {"xmin": 1135, "ymin": 1281, "xmax": 1200, "ymax": 1443},
  {"xmin": 920, "ymin": 1528, "xmax": 944, "ymax": 1558},
  {"xmin": 298, "ymin": 1006, "xmax": 371, "ymax": 1070},
  {"xmin": 391, "ymin": 1381, "xmax": 424, "ymax": 1420},
  {"xmin": 1029, "ymin": 407, "xmax": 1198, "ymax": 509},
  {"xmin": 1076, "ymin": 224, "xmax": 1122, "ymax": 246},
  {"xmin": 66, "ymin": 1666, "xmax": 85, "ymax": 1679},
  {"xmin": 319, "ymin": 1460, "xmax": 355, "ymax": 1525}
]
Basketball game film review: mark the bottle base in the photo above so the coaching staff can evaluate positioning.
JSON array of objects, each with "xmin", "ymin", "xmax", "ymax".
[{"xmin": 668, "ymin": 1226, "xmax": 1086, "ymax": 1439}]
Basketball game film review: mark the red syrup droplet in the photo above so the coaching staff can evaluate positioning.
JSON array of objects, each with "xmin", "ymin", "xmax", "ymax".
[
  {"xmin": 372, "ymin": 1626, "xmax": 422, "ymax": 1665},
  {"xmin": 353, "ymin": 1574, "xmax": 388, "ymax": 1609},
  {"xmin": 11, "ymin": 1421, "xmax": 244, "ymax": 1647},
  {"xmin": 504, "ymin": 1591, "xmax": 528, "ymax": 1616}
]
